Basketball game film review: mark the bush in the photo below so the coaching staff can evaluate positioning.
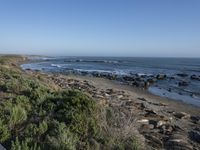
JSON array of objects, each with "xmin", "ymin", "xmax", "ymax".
[
  {"xmin": 0, "ymin": 120, "xmax": 10, "ymax": 142},
  {"xmin": 46, "ymin": 122, "xmax": 78, "ymax": 150},
  {"xmin": 11, "ymin": 137, "xmax": 40, "ymax": 150},
  {"xmin": 9, "ymin": 105, "xmax": 27, "ymax": 128}
]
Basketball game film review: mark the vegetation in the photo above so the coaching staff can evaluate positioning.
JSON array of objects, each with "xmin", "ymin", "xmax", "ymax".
[{"xmin": 0, "ymin": 55, "xmax": 141, "ymax": 150}]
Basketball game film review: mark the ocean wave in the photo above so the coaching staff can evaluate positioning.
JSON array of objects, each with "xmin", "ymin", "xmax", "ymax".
[
  {"xmin": 64, "ymin": 59, "xmax": 121, "ymax": 64},
  {"xmin": 51, "ymin": 64, "xmax": 61, "ymax": 68}
]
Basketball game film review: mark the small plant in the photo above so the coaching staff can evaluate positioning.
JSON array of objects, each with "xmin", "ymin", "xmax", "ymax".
[
  {"xmin": 11, "ymin": 137, "xmax": 40, "ymax": 150},
  {"xmin": 9, "ymin": 105, "xmax": 27, "ymax": 128},
  {"xmin": 46, "ymin": 122, "xmax": 78, "ymax": 150},
  {"xmin": 0, "ymin": 120, "xmax": 10, "ymax": 143}
]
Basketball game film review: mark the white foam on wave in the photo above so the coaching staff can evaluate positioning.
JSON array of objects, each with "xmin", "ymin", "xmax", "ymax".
[{"xmin": 51, "ymin": 64, "xmax": 61, "ymax": 68}]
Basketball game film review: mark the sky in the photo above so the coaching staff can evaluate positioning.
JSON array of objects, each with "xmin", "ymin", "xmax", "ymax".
[{"xmin": 0, "ymin": 0, "xmax": 200, "ymax": 57}]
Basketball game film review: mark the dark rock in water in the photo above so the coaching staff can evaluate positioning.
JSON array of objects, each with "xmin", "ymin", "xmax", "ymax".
[
  {"xmin": 169, "ymin": 76, "xmax": 175, "ymax": 80},
  {"xmin": 147, "ymin": 78, "xmax": 157, "ymax": 84},
  {"xmin": 190, "ymin": 74, "xmax": 200, "ymax": 80},
  {"xmin": 168, "ymin": 88, "xmax": 172, "ymax": 92},
  {"xmin": 189, "ymin": 130, "xmax": 200, "ymax": 143},
  {"xmin": 25, "ymin": 68, "xmax": 31, "ymax": 71},
  {"xmin": 177, "ymin": 73, "xmax": 188, "ymax": 77},
  {"xmin": 123, "ymin": 76, "xmax": 135, "ymax": 81},
  {"xmin": 178, "ymin": 80, "xmax": 189, "ymax": 86},
  {"xmin": 156, "ymin": 74, "xmax": 167, "ymax": 80},
  {"xmin": 135, "ymin": 77, "xmax": 144, "ymax": 82},
  {"xmin": 132, "ymin": 81, "xmax": 145, "ymax": 88}
]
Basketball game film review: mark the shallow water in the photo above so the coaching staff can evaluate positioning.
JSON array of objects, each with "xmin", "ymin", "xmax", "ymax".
[{"xmin": 21, "ymin": 56, "xmax": 200, "ymax": 106}]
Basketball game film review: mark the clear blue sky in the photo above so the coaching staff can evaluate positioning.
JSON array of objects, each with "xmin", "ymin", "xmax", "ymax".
[{"xmin": 0, "ymin": 0, "xmax": 199, "ymax": 57}]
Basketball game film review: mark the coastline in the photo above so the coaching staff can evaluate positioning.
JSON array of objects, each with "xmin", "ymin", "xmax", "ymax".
[
  {"xmin": 61, "ymin": 74, "xmax": 200, "ymax": 115},
  {"xmin": 25, "ymin": 68, "xmax": 200, "ymax": 114},
  {"xmin": 1, "ymin": 55, "xmax": 199, "ymax": 149},
  {"xmin": 26, "ymin": 70, "xmax": 200, "ymax": 149}
]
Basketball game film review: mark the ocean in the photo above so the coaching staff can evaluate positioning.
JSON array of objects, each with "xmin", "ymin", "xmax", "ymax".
[{"xmin": 21, "ymin": 56, "xmax": 200, "ymax": 107}]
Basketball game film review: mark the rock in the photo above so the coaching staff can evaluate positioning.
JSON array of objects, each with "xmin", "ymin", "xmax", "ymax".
[
  {"xmin": 169, "ymin": 76, "xmax": 175, "ymax": 80},
  {"xmin": 177, "ymin": 73, "xmax": 188, "ymax": 77},
  {"xmin": 157, "ymin": 120, "xmax": 167, "ymax": 127},
  {"xmin": 165, "ymin": 133, "xmax": 193, "ymax": 150},
  {"xmin": 178, "ymin": 80, "xmax": 189, "ymax": 86},
  {"xmin": 189, "ymin": 130, "xmax": 200, "ymax": 143},
  {"xmin": 190, "ymin": 116, "xmax": 200, "ymax": 124},
  {"xmin": 147, "ymin": 78, "xmax": 157, "ymax": 83},
  {"xmin": 190, "ymin": 74, "xmax": 200, "ymax": 80},
  {"xmin": 132, "ymin": 81, "xmax": 145, "ymax": 88},
  {"xmin": 123, "ymin": 76, "xmax": 135, "ymax": 81},
  {"xmin": 145, "ymin": 134, "xmax": 163, "ymax": 148},
  {"xmin": 156, "ymin": 74, "xmax": 166, "ymax": 80},
  {"xmin": 168, "ymin": 88, "xmax": 172, "ymax": 92},
  {"xmin": 137, "ymin": 97, "xmax": 147, "ymax": 101},
  {"xmin": 159, "ymin": 124, "xmax": 174, "ymax": 135},
  {"xmin": 137, "ymin": 119, "xmax": 149, "ymax": 124},
  {"xmin": 145, "ymin": 109, "xmax": 157, "ymax": 116},
  {"xmin": 139, "ymin": 103, "xmax": 146, "ymax": 109},
  {"xmin": 149, "ymin": 120, "xmax": 157, "ymax": 127},
  {"xmin": 173, "ymin": 112, "xmax": 190, "ymax": 119}
]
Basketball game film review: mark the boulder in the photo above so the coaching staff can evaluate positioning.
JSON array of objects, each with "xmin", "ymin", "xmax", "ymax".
[
  {"xmin": 165, "ymin": 134, "xmax": 193, "ymax": 150},
  {"xmin": 178, "ymin": 80, "xmax": 189, "ymax": 86},
  {"xmin": 156, "ymin": 74, "xmax": 167, "ymax": 80},
  {"xmin": 177, "ymin": 73, "xmax": 188, "ymax": 77},
  {"xmin": 189, "ymin": 130, "xmax": 200, "ymax": 143},
  {"xmin": 173, "ymin": 112, "xmax": 190, "ymax": 119},
  {"xmin": 190, "ymin": 116, "xmax": 200, "ymax": 124},
  {"xmin": 123, "ymin": 76, "xmax": 135, "ymax": 81},
  {"xmin": 147, "ymin": 78, "xmax": 157, "ymax": 83},
  {"xmin": 190, "ymin": 74, "xmax": 200, "ymax": 80}
]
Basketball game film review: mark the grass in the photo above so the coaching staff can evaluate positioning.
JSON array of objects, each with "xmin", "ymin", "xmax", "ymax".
[{"xmin": 0, "ymin": 55, "xmax": 141, "ymax": 150}]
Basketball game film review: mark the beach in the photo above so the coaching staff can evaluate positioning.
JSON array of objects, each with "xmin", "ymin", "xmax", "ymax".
[{"xmin": 26, "ymin": 70, "xmax": 200, "ymax": 149}]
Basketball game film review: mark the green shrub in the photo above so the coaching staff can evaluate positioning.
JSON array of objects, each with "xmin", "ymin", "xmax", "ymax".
[
  {"xmin": 46, "ymin": 122, "xmax": 78, "ymax": 150},
  {"xmin": 11, "ymin": 137, "xmax": 40, "ymax": 150},
  {"xmin": 9, "ymin": 105, "xmax": 27, "ymax": 128},
  {"xmin": 15, "ymin": 96, "xmax": 31, "ymax": 111},
  {"xmin": 0, "ymin": 120, "xmax": 10, "ymax": 142},
  {"xmin": 38, "ymin": 121, "xmax": 48, "ymax": 135}
]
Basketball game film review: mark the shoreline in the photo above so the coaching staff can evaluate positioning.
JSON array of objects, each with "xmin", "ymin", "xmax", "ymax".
[
  {"xmin": 46, "ymin": 73, "xmax": 200, "ymax": 115},
  {"xmin": 0, "ymin": 55, "xmax": 199, "ymax": 149},
  {"xmin": 26, "ymin": 70, "xmax": 200, "ymax": 149},
  {"xmin": 21, "ymin": 57, "xmax": 200, "ymax": 107}
]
